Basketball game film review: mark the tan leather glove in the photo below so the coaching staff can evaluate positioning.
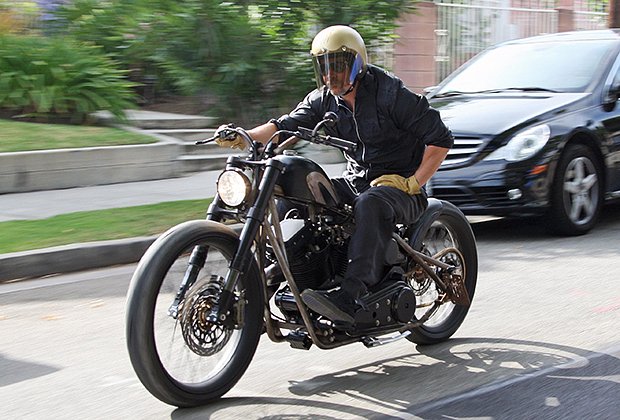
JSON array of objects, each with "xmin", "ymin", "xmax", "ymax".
[
  {"xmin": 370, "ymin": 174, "xmax": 421, "ymax": 195},
  {"xmin": 214, "ymin": 124, "xmax": 246, "ymax": 150}
]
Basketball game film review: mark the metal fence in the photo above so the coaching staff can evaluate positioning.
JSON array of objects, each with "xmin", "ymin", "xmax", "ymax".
[
  {"xmin": 574, "ymin": 10, "xmax": 608, "ymax": 30},
  {"xmin": 434, "ymin": 0, "xmax": 608, "ymax": 83}
]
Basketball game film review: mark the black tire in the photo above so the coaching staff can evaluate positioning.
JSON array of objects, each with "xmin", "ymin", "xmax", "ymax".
[
  {"xmin": 125, "ymin": 220, "xmax": 263, "ymax": 407},
  {"xmin": 548, "ymin": 143, "xmax": 603, "ymax": 236},
  {"xmin": 406, "ymin": 202, "xmax": 478, "ymax": 345}
]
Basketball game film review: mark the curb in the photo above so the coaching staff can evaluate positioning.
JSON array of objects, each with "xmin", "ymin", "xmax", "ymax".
[{"xmin": 0, "ymin": 236, "xmax": 157, "ymax": 283}]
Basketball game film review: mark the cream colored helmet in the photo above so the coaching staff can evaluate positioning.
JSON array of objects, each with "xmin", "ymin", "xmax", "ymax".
[{"xmin": 310, "ymin": 25, "xmax": 368, "ymax": 93}]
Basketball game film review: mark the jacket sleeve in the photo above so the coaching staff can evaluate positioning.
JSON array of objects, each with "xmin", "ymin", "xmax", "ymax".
[
  {"xmin": 392, "ymin": 83, "xmax": 454, "ymax": 149},
  {"xmin": 274, "ymin": 89, "xmax": 324, "ymax": 132}
]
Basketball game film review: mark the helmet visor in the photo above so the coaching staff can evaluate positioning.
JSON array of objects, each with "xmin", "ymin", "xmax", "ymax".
[{"xmin": 312, "ymin": 51, "xmax": 360, "ymax": 95}]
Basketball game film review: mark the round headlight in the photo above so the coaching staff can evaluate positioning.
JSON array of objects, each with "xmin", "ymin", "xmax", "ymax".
[{"xmin": 217, "ymin": 170, "xmax": 251, "ymax": 207}]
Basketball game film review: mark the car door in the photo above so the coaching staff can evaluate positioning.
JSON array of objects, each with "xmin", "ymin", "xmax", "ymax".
[{"xmin": 600, "ymin": 52, "xmax": 620, "ymax": 195}]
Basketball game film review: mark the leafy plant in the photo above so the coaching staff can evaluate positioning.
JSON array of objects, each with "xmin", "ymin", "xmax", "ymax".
[
  {"xmin": 0, "ymin": 34, "xmax": 136, "ymax": 123},
  {"xmin": 50, "ymin": 0, "xmax": 417, "ymax": 123}
]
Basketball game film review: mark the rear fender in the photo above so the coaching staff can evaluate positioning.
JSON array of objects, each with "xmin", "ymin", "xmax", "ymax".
[{"xmin": 407, "ymin": 198, "xmax": 445, "ymax": 250}]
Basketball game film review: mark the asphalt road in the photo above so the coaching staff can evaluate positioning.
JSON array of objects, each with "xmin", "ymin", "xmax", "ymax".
[{"xmin": 1, "ymin": 203, "xmax": 620, "ymax": 419}]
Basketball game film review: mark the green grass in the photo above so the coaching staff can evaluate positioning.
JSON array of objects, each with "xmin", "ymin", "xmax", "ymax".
[
  {"xmin": 0, "ymin": 199, "xmax": 213, "ymax": 254},
  {"xmin": 0, "ymin": 119, "xmax": 157, "ymax": 152}
]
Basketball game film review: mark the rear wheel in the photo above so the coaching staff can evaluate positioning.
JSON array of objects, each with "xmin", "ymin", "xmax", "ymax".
[
  {"xmin": 548, "ymin": 143, "xmax": 603, "ymax": 236},
  {"xmin": 405, "ymin": 203, "xmax": 477, "ymax": 345},
  {"xmin": 126, "ymin": 220, "xmax": 263, "ymax": 407}
]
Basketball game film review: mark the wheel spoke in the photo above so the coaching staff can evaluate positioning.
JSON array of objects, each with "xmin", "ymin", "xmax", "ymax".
[
  {"xmin": 581, "ymin": 193, "xmax": 595, "ymax": 218},
  {"xmin": 582, "ymin": 173, "xmax": 597, "ymax": 191},
  {"xmin": 572, "ymin": 158, "xmax": 586, "ymax": 181},
  {"xmin": 569, "ymin": 194, "xmax": 584, "ymax": 221},
  {"xmin": 564, "ymin": 180, "xmax": 581, "ymax": 194}
]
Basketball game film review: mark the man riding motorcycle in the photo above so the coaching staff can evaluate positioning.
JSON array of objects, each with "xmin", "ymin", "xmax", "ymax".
[{"xmin": 216, "ymin": 25, "xmax": 453, "ymax": 326}]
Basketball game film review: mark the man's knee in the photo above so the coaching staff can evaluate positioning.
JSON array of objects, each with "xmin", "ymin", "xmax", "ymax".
[{"xmin": 354, "ymin": 190, "xmax": 394, "ymax": 221}]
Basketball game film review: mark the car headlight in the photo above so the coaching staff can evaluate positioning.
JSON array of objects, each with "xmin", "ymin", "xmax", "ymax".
[
  {"xmin": 485, "ymin": 124, "xmax": 551, "ymax": 162},
  {"xmin": 217, "ymin": 169, "xmax": 251, "ymax": 207}
]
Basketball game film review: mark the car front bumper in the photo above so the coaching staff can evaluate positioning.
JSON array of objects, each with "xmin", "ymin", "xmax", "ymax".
[{"xmin": 428, "ymin": 160, "xmax": 552, "ymax": 216}]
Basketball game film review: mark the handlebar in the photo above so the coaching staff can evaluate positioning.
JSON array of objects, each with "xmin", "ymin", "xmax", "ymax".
[
  {"xmin": 195, "ymin": 121, "xmax": 358, "ymax": 157},
  {"xmin": 323, "ymin": 135, "xmax": 357, "ymax": 152},
  {"xmin": 195, "ymin": 136, "xmax": 217, "ymax": 145},
  {"xmin": 294, "ymin": 126, "xmax": 357, "ymax": 153}
]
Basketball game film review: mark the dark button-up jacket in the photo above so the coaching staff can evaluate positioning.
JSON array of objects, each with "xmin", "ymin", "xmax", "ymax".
[{"xmin": 275, "ymin": 64, "xmax": 453, "ymax": 191}]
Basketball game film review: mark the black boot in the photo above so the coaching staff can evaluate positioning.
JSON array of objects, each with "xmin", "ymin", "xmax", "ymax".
[{"xmin": 301, "ymin": 288, "xmax": 359, "ymax": 325}]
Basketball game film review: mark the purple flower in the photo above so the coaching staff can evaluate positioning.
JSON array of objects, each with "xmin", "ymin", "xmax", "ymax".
[{"xmin": 37, "ymin": 0, "xmax": 70, "ymax": 21}]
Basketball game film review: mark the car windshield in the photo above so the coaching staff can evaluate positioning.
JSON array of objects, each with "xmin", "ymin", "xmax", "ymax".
[{"xmin": 435, "ymin": 39, "xmax": 617, "ymax": 95}]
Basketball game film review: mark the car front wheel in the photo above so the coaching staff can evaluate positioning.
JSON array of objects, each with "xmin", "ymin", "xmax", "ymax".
[{"xmin": 548, "ymin": 143, "xmax": 603, "ymax": 236}]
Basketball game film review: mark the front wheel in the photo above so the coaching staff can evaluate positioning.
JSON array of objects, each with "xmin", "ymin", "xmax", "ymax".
[
  {"xmin": 405, "ymin": 202, "xmax": 478, "ymax": 345},
  {"xmin": 125, "ymin": 220, "xmax": 263, "ymax": 407},
  {"xmin": 547, "ymin": 143, "xmax": 603, "ymax": 236}
]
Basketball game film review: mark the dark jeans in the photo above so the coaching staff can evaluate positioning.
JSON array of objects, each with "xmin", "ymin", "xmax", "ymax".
[{"xmin": 331, "ymin": 178, "xmax": 428, "ymax": 298}]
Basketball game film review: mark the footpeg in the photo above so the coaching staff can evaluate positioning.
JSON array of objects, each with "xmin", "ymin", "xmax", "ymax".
[
  {"xmin": 286, "ymin": 330, "xmax": 313, "ymax": 350},
  {"xmin": 362, "ymin": 331, "xmax": 412, "ymax": 348}
]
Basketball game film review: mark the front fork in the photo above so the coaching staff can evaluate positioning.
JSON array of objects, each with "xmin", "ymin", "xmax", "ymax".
[
  {"xmin": 209, "ymin": 159, "xmax": 284, "ymax": 325},
  {"xmin": 168, "ymin": 159, "xmax": 284, "ymax": 325},
  {"xmin": 167, "ymin": 245, "xmax": 208, "ymax": 318}
]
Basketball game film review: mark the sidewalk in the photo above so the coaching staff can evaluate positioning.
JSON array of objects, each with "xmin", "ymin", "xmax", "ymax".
[{"xmin": 0, "ymin": 163, "xmax": 347, "ymax": 282}]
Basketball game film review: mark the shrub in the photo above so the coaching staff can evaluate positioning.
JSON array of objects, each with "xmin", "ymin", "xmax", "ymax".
[
  {"xmin": 54, "ymin": 0, "xmax": 274, "ymax": 121},
  {"xmin": 49, "ymin": 1, "xmax": 415, "ymax": 124},
  {"xmin": 0, "ymin": 34, "xmax": 136, "ymax": 123}
]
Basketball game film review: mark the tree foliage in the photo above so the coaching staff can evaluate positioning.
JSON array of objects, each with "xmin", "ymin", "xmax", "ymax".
[{"xmin": 30, "ymin": 0, "xmax": 416, "ymax": 123}]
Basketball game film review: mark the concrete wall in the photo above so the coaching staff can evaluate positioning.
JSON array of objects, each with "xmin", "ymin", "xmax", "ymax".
[{"xmin": 0, "ymin": 139, "xmax": 181, "ymax": 194}]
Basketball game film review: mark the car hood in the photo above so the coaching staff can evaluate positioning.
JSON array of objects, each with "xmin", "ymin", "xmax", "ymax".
[{"xmin": 429, "ymin": 93, "xmax": 590, "ymax": 135}]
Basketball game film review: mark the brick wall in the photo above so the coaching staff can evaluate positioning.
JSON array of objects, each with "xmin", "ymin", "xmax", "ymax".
[{"xmin": 393, "ymin": 2, "xmax": 438, "ymax": 94}]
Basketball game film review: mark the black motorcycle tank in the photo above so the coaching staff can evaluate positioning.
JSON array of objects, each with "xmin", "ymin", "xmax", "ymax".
[{"xmin": 273, "ymin": 155, "xmax": 340, "ymax": 208}]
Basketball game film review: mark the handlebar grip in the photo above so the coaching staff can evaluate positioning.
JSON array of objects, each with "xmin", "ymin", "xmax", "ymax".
[
  {"xmin": 325, "ymin": 135, "xmax": 357, "ymax": 152},
  {"xmin": 195, "ymin": 135, "xmax": 217, "ymax": 145}
]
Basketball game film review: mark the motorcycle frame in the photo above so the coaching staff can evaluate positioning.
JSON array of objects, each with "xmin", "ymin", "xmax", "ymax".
[
  {"xmin": 201, "ymin": 157, "xmax": 459, "ymax": 349},
  {"xmin": 187, "ymin": 119, "xmax": 468, "ymax": 348}
]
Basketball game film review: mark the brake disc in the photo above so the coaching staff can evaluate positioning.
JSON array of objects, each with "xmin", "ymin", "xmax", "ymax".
[{"xmin": 179, "ymin": 275, "xmax": 233, "ymax": 356}]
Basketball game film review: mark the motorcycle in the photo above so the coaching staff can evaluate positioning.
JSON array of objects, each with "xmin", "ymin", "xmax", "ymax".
[{"xmin": 125, "ymin": 112, "xmax": 478, "ymax": 407}]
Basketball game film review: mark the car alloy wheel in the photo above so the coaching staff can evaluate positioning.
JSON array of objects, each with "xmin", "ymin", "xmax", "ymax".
[{"xmin": 549, "ymin": 143, "xmax": 602, "ymax": 236}]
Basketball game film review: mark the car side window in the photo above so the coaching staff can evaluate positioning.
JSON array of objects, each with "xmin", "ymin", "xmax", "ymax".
[
  {"xmin": 604, "ymin": 54, "xmax": 620, "ymax": 102},
  {"xmin": 613, "ymin": 70, "xmax": 620, "ymax": 94}
]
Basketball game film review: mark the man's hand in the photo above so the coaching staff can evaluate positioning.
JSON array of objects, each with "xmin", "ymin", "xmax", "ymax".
[
  {"xmin": 371, "ymin": 174, "xmax": 421, "ymax": 195},
  {"xmin": 215, "ymin": 124, "xmax": 246, "ymax": 150}
]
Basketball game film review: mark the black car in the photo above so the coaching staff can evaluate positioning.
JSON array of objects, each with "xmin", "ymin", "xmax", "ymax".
[{"xmin": 427, "ymin": 29, "xmax": 620, "ymax": 235}]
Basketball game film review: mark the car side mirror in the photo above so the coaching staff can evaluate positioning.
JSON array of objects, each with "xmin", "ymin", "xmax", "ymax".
[
  {"xmin": 423, "ymin": 86, "xmax": 438, "ymax": 96},
  {"xmin": 604, "ymin": 82, "xmax": 620, "ymax": 106}
]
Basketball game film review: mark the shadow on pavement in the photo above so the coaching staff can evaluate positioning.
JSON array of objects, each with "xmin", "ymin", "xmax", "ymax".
[
  {"xmin": 0, "ymin": 353, "xmax": 59, "ymax": 388},
  {"xmin": 169, "ymin": 338, "xmax": 620, "ymax": 419}
]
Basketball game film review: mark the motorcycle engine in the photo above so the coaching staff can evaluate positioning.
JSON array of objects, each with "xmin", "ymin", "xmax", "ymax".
[{"xmin": 278, "ymin": 218, "xmax": 347, "ymax": 291}]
